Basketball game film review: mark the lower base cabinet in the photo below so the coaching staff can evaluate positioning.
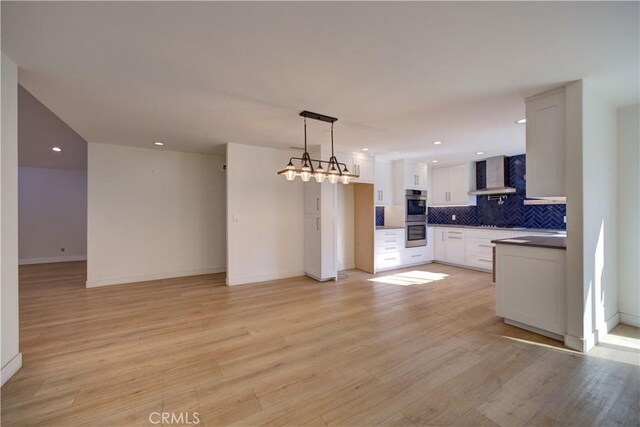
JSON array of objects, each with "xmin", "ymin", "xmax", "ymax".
[
  {"xmin": 374, "ymin": 227, "xmax": 434, "ymax": 273},
  {"xmin": 495, "ymin": 243, "xmax": 566, "ymax": 337}
]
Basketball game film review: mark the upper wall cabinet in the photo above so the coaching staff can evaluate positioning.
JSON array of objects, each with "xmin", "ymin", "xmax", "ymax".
[
  {"xmin": 392, "ymin": 160, "xmax": 428, "ymax": 203},
  {"xmin": 525, "ymin": 87, "xmax": 566, "ymax": 199},
  {"xmin": 352, "ymin": 153, "xmax": 375, "ymax": 183},
  {"xmin": 336, "ymin": 151, "xmax": 374, "ymax": 183},
  {"xmin": 375, "ymin": 160, "xmax": 394, "ymax": 205},
  {"xmin": 430, "ymin": 163, "xmax": 476, "ymax": 207}
]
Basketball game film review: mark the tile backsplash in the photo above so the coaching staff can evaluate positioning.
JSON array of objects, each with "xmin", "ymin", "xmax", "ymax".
[
  {"xmin": 428, "ymin": 154, "xmax": 566, "ymax": 230},
  {"xmin": 375, "ymin": 206, "xmax": 385, "ymax": 226}
]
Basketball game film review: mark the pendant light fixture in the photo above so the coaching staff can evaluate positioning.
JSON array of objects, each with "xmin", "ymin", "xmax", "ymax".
[{"xmin": 277, "ymin": 111, "xmax": 358, "ymax": 184}]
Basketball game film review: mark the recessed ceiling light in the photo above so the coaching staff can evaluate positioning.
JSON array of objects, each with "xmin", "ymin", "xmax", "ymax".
[
  {"xmin": 476, "ymin": 151, "xmax": 485, "ymax": 155},
  {"xmin": 432, "ymin": 141, "xmax": 443, "ymax": 145},
  {"xmin": 154, "ymin": 141, "xmax": 164, "ymax": 146},
  {"xmin": 432, "ymin": 160, "xmax": 439, "ymax": 163},
  {"xmin": 362, "ymin": 148, "xmax": 369, "ymax": 151},
  {"xmin": 516, "ymin": 118, "xmax": 526, "ymax": 124},
  {"xmin": 52, "ymin": 147, "xmax": 62, "ymax": 152}
]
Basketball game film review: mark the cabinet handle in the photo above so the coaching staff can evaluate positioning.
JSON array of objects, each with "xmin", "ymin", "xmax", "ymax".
[
  {"xmin": 385, "ymin": 232, "xmax": 396, "ymax": 236},
  {"xmin": 448, "ymin": 236, "xmax": 463, "ymax": 240},
  {"xmin": 316, "ymin": 217, "xmax": 320, "ymax": 230},
  {"xmin": 384, "ymin": 257, "xmax": 397, "ymax": 261},
  {"xmin": 381, "ymin": 190, "xmax": 383, "ymax": 201},
  {"xmin": 411, "ymin": 254, "xmax": 422, "ymax": 258},
  {"xmin": 449, "ymin": 231, "xmax": 463, "ymax": 234},
  {"xmin": 479, "ymin": 244, "xmax": 493, "ymax": 248},
  {"xmin": 385, "ymin": 239, "xmax": 396, "ymax": 243},
  {"xmin": 385, "ymin": 247, "xmax": 397, "ymax": 250},
  {"xmin": 479, "ymin": 258, "xmax": 491, "ymax": 263},
  {"xmin": 316, "ymin": 197, "xmax": 320, "ymax": 211}
]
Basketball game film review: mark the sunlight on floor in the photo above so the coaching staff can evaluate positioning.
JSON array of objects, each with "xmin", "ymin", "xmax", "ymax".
[
  {"xmin": 368, "ymin": 270, "xmax": 449, "ymax": 286},
  {"xmin": 502, "ymin": 324, "xmax": 640, "ymax": 367}
]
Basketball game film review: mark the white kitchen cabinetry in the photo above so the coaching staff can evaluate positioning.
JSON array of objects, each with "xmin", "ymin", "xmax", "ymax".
[
  {"xmin": 304, "ymin": 146, "xmax": 337, "ymax": 281},
  {"xmin": 352, "ymin": 153, "xmax": 375, "ymax": 183},
  {"xmin": 495, "ymin": 243, "xmax": 566, "ymax": 337},
  {"xmin": 432, "ymin": 227, "xmax": 562, "ymax": 273},
  {"xmin": 374, "ymin": 227, "xmax": 434, "ymax": 273},
  {"xmin": 392, "ymin": 160, "xmax": 428, "ymax": 204},
  {"xmin": 525, "ymin": 87, "xmax": 566, "ymax": 199},
  {"xmin": 430, "ymin": 163, "xmax": 476, "ymax": 207},
  {"xmin": 443, "ymin": 229, "xmax": 466, "ymax": 265},
  {"xmin": 375, "ymin": 160, "xmax": 393, "ymax": 205}
]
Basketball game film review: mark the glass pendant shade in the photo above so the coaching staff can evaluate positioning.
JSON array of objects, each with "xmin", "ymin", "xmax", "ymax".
[
  {"xmin": 314, "ymin": 163, "xmax": 326, "ymax": 183},
  {"xmin": 327, "ymin": 165, "xmax": 339, "ymax": 184},
  {"xmin": 284, "ymin": 163, "xmax": 297, "ymax": 181},
  {"xmin": 340, "ymin": 174, "xmax": 351, "ymax": 184},
  {"xmin": 300, "ymin": 163, "xmax": 312, "ymax": 182}
]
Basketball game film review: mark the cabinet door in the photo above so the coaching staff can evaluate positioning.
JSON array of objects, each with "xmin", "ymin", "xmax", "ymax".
[
  {"xmin": 425, "ymin": 227, "xmax": 435, "ymax": 261},
  {"xmin": 418, "ymin": 164, "xmax": 429, "ymax": 191},
  {"xmin": 448, "ymin": 164, "xmax": 470, "ymax": 205},
  {"xmin": 444, "ymin": 230, "xmax": 465, "ymax": 264},
  {"xmin": 353, "ymin": 154, "xmax": 375, "ymax": 183},
  {"xmin": 304, "ymin": 181, "xmax": 321, "ymax": 214},
  {"xmin": 304, "ymin": 215, "xmax": 322, "ymax": 279},
  {"xmin": 526, "ymin": 89, "xmax": 566, "ymax": 198},
  {"xmin": 431, "ymin": 167, "xmax": 449, "ymax": 205},
  {"xmin": 434, "ymin": 228, "xmax": 446, "ymax": 261},
  {"xmin": 404, "ymin": 162, "xmax": 421, "ymax": 190},
  {"xmin": 375, "ymin": 160, "xmax": 389, "ymax": 205}
]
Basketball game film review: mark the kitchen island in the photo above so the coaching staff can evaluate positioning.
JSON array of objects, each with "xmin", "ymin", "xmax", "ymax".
[{"xmin": 492, "ymin": 235, "xmax": 566, "ymax": 341}]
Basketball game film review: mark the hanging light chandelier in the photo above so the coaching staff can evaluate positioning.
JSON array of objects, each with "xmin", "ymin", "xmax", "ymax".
[{"xmin": 277, "ymin": 111, "xmax": 358, "ymax": 184}]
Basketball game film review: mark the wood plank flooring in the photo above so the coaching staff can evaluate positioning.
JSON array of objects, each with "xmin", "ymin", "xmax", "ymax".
[{"xmin": 1, "ymin": 261, "xmax": 638, "ymax": 426}]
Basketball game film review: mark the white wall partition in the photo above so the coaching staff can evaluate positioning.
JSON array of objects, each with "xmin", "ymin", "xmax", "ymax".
[
  {"xmin": 1, "ymin": 53, "xmax": 22, "ymax": 385},
  {"xmin": 226, "ymin": 143, "xmax": 304, "ymax": 285},
  {"xmin": 617, "ymin": 104, "xmax": 640, "ymax": 327},
  {"xmin": 337, "ymin": 184, "xmax": 355, "ymax": 271},
  {"xmin": 87, "ymin": 143, "xmax": 226, "ymax": 287},
  {"xmin": 19, "ymin": 167, "xmax": 87, "ymax": 264}
]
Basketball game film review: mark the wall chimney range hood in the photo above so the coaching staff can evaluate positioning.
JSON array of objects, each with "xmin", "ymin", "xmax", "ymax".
[{"xmin": 468, "ymin": 155, "xmax": 517, "ymax": 196}]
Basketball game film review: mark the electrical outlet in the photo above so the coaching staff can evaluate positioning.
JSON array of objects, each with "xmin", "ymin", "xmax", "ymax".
[
  {"xmin": 60, "ymin": 247, "xmax": 65, "ymax": 252},
  {"xmin": 452, "ymin": 214, "xmax": 456, "ymax": 221},
  {"xmin": 564, "ymin": 215, "xmax": 567, "ymax": 224}
]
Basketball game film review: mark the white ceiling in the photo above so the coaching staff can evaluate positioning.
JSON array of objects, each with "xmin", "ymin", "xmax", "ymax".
[{"xmin": 2, "ymin": 2, "xmax": 638, "ymax": 165}]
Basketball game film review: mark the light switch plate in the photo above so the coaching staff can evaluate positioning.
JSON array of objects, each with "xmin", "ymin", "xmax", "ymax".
[{"xmin": 452, "ymin": 214, "xmax": 456, "ymax": 221}]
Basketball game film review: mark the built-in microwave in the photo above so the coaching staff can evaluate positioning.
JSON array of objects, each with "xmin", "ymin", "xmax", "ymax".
[
  {"xmin": 406, "ymin": 221, "xmax": 427, "ymax": 248},
  {"xmin": 405, "ymin": 190, "xmax": 428, "ymax": 222}
]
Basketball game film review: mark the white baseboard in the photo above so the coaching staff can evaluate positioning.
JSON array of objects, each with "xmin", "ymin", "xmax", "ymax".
[
  {"xmin": 564, "ymin": 332, "xmax": 596, "ymax": 353},
  {"xmin": 1, "ymin": 353, "xmax": 22, "ymax": 386},
  {"xmin": 620, "ymin": 312, "xmax": 640, "ymax": 327},
  {"xmin": 226, "ymin": 270, "xmax": 305, "ymax": 286},
  {"xmin": 19, "ymin": 255, "xmax": 87, "ymax": 265},
  {"xmin": 86, "ymin": 267, "xmax": 226, "ymax": 288},
  {"xmin": 606, "ymin": 312, "xmax": 621, "ymax": 333}
]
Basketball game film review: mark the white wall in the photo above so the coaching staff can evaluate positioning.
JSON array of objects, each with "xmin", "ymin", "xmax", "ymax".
[
  {"xmin": 337, "ymin": 184, "xmax": 355, "ymax": 271},
  {"xmin": 19, "ymin": 167, "xmax": 87, "ymax": 264},
  {"xmin": 87, "ymin": 143, "xmax": 226, "ymax": 287},
  {"xmin": 226, "ymin": 143, "xmax": 304, "ymax": 285},
  {"xmin": 1, "ymin": 53, "xmax": 22, "ymax": 385},
  {"xmin": 617, "ymin": 104, "xmax": 640, "ymax": 327},
  {"xmin": 582, "ymin": 81, "xmax": 618, "ymax": 342}
]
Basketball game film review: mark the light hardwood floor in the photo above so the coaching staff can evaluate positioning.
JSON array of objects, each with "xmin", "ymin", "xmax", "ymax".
[{"xmin": 1, "ymin": 261, "xmax": 638, "ymax": 426}]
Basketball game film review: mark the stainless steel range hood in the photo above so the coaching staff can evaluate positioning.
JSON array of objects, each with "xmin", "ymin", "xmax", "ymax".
[{"xmin": 468, "ymin": 155, "xmax": 518, "ymax": 196}]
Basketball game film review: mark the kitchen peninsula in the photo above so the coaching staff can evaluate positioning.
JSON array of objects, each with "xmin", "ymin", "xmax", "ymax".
[{"xmin": 493, "ymin": 235, "xmax": 567, "ymax": 341}]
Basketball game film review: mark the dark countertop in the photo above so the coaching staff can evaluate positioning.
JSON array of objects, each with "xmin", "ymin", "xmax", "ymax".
[
  {"xmin": 375, "ymin": 226, "xmax": 404, "ymax": 230},
  {"xmin": 492, "ymin": 235, "xmax": 567, "ymax": 250},
  {"xmin": 429, "ymin": 224, "xmax": 566, "ymax": 234}
]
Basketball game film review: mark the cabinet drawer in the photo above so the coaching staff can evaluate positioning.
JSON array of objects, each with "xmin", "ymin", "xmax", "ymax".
[
  {"xmin": 402, "ymin": 248, "xmax": 428, "ymax": 265},
  {"xmin": 375, "ymin": 252, "xmax": 403, "ymax": 269},
  {"xmin": 375, "ymin": 236, "xmax": 403, "ymax": 246},
  {"xmin": 375, "ymin": 243, "xmax": 404, "ymax": 254},
  {"xmin": 466, "ymin": 253, "xmax": 493, "ymax": 271},
  {"xmin": 375, "ymin": 229, "xmax": 404, "ymax": 239},
  {"xmin": 466, "ymin": 237, "xmax": 494, "ymax": 256}
]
